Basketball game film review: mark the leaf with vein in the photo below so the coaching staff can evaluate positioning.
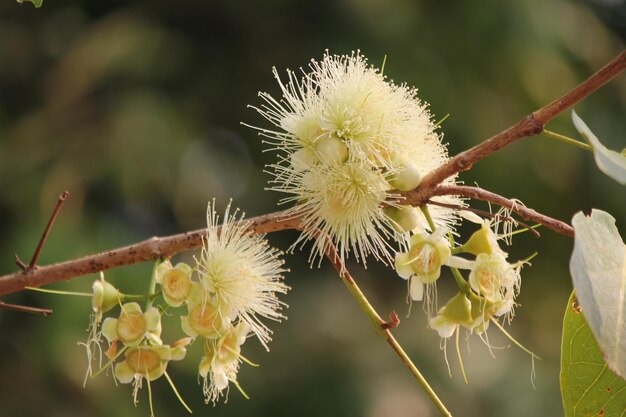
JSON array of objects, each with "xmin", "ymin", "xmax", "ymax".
[
  {"xmin": 570, "ymin": 209, "xmax": 626, "ymax": 379},
  {"xmin": 561, "ymin": 291, "xmax": 626, "ymax": 417}
]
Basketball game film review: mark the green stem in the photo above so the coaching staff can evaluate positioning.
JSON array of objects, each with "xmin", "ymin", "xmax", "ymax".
[
  {"xmin": 420, "ymin": 205, "xmax": 437, "ymax": 231},
  {"xmin": 541, "ymin": 130, "xmax": 592, "ymax": 152},
  {"xmin": 327, "ymin": 246, "xmax": 452, "ymax": 417},
  {"xmin": 450, "ymin": 268, "xmax": 470, "ymax": 294},
  {"xmin": 145, "ymin": 260, "xmax": 162, "ymax": 310}
]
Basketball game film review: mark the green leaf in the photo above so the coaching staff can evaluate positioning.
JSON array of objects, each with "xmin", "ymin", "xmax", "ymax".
[
  {"xmin": 570, "ymin": 209, "xmax": 626, "ymax": 379},
  {"xmin": 561, "ymin": 291, "xmax": 626, "ymax": 417},
  {"xmin": 572, "ymin": 110, "xmax": 626, "ymax": 185},
  {"xmin": 16, "ymin": 0, "xmax": 43, "ymax": 7}
]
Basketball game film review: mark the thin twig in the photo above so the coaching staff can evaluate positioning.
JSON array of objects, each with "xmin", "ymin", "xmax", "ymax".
[
  {"xmin": 426, "ymin": 200, "xmax": 542, "ymax": 238},
  {"xmin": 324, "ymin": 241, "xmax": 451, "ymax": 417},
  {"xmin": 15, "ymin": 191, "xmax": 70, "ymax": 272},
  {"xmin": 0, "ymin": 300, "xmax": 53, "ymax": 316},
  {"xmin": 428, "ymin": 185, "xmax": 574, "ymax": 237}
]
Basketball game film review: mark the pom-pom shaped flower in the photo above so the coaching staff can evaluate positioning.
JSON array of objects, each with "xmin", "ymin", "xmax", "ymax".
[
  {"xmin": 102, "ymin": 302, "xmax": 162, "ymax": 347},
  {"xmin": 196, "ymin": 200, "xmax": 288, "ymax": 349},
  {"xmin": 251, "ymin": 51, "xmax": 461, "ymax": 265},
  {"xmin": 199, "ymin": 322, "xmax": 250, "ymax": 404},
  {"xmin": 155, "ymin": 260, "xmax": 193, "ymax": 307}
]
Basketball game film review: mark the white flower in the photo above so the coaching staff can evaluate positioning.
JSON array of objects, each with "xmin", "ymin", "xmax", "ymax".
[
  {"xmin": 395, "ymin": 229, "xmax": 451, "ymax": 302},
  {"xmin": 196, "ymin": 200, "xmax": 289, "ymax": 350},
  {"xmin": 250, "ymin": 51, "xmax": 461, "ymax": 266},
  {"xmin": 468, "ymin": 253, "xmax": 521, "ymax": 320},
  {"xmin": 199, "ymin": 323, "xmax": 250, "ymax": 404}
]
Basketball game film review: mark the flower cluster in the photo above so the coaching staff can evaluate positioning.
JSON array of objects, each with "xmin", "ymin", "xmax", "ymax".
[
  {"xmin": 83, "ymin": 201, "xmax": 288, "ymax": 410},
  {"xmin": 395, "ymin": 207, "xmax": 531, "ymax": 377},
  {"xmin": 251, "ymin": 51, "xmax": 462, "ymax": 265}
]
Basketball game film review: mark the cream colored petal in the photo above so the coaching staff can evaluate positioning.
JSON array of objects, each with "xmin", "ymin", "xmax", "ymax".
[
  {"xmin": 114, "ymin": 361, "xmax": 135, "ymax": 384},
  {"xmin": 147, "ymin": 364, "xmax": 166, "ymax": 382},
  {"xmin": 144, "ymin": 307, "xmax": 161, "ymax": 331},
  {"xmin": 394, "ymin": 252, "xmax": 413, "ymax": 280},
  {"xmin": 429, "ymin": 315, "xmax": 457, "ymax": 339},
  {"xmin": 155, "ymin": 260, "xmax": 173, "ymax": 285},
  {"xmin": 101, "ymin": 318, "xmax": 118, "ymax": 342},
  {"xmin": 180, "ymin": 316, "xmax": 198, "ymax": 338},
  {"xmin": 212, "ymin": 366, "xmax": 229, "ymax": 391},
  {"xmin": 409, "ymin": 277, "xmax": 424, "ymax": 301},
  {"xmin": 198, "ymin": 356, "xmax": 212, "ymax": 378}
]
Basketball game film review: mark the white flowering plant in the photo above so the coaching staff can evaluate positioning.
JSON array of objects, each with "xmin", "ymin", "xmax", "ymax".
[{"xmin": 2, "ymin": 47, "xmax": 625, "ymax": 417}]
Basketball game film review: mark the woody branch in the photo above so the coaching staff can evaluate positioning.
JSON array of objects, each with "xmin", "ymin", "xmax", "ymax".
[{"xmin": 0, "ymin": 50, "xmax": 623, "ymax": 297}]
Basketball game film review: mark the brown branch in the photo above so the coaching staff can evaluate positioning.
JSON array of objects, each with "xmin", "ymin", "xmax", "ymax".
[
  {"xmin": 0, "ymin": 51, "xmax": 622, "ymax": 297},
  {"xmin": 405, "ymin": 50, "xmax": 626, "ymax": 202},
  {"xmin": 0, "ymin": 210, "xmax": 301, "ymax": 297},
  {"xmin": 0, "ymin": 300, "xmax": 53, "ymax": 316},
  {"xmin": 428, "ymin": 185, "xmax": 575, "ymax": 237}
]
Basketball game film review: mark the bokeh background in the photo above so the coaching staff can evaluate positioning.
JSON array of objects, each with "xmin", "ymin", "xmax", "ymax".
[{"xmin": 0, "ymin": 1, "xmax": 624, "ymax": 416}]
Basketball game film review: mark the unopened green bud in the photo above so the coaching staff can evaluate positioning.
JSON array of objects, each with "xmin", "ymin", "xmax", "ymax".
[
  {"xmin": 92, "ymin": 273, "xmax": 121, "ymax": 317},
  {"xmin": 462, "ymin": 223, "xmax": 496, "ymax": 255},
  {"xmin": 430, "ymin": 292, "xmax": 473, "ymax": 338}
]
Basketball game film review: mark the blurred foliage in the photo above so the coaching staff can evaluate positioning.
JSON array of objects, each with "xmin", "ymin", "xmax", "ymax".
[{"xmin": 0, "ymin": 1, "xmax": 624, "ymax": 416}]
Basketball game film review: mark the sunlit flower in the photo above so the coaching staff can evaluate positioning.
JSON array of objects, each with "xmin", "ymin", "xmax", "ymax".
[
  {"xmin": 250, "ymin": 51, "xmax": 461, "ymax": 265},
  {"xmin": 198, "ymin": 322, "xmax": 250, "ymax": 404},
  {"xmin": 468, "ymin": 253, "xmax": 521, "ymax": 321},
  {"xmin": 102, "ymin": 302, "xmax": 162, "ymax": 347},
  {"xmin": 395, "ymin": 229, "xmax": 451, "ymax": 302},
  {"xmin": 155, "ymin": 260, "xmax": 193, "ymax": 307},
  {"xmin": 196, "ymin": 200, "xmax": 288, "ymax": 349}
]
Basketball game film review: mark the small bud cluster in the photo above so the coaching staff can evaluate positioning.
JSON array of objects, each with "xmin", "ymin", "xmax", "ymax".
[{"xmin": 83, "ymin": 201, "xmax": 288, "ymax": 411}]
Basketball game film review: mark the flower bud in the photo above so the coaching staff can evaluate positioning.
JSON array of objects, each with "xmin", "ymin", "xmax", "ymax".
[
  {"xmin": 291, "ymin": 148, "xmax": 317, "ymax": 171},
  {"xmin": 314, "ymin": 134, "xmax": 349, "ymax": 164},
  {"xmin": 389, "ymin": 161, "xmax": 422, "ymax": 191},
  {"xmin": 429, "ymin": 292, "xmax": 473, "ymax": 338},
  {"xmin": 92, "ymin": 274, "xmax": 121, "ymax": 318},
  {"xmin": 384, "ymin": 205, "xmax": 423, "ymax": 233}
]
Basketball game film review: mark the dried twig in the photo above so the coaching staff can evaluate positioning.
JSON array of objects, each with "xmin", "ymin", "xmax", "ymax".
[{"xmin": 15, "ymin": 191, "xmax": 70, "ymax": 272}]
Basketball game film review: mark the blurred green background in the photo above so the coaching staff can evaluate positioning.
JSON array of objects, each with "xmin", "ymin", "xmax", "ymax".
[{"xmin": 0, "ymin": 1, "xmax": 624, "ymax": 416}]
